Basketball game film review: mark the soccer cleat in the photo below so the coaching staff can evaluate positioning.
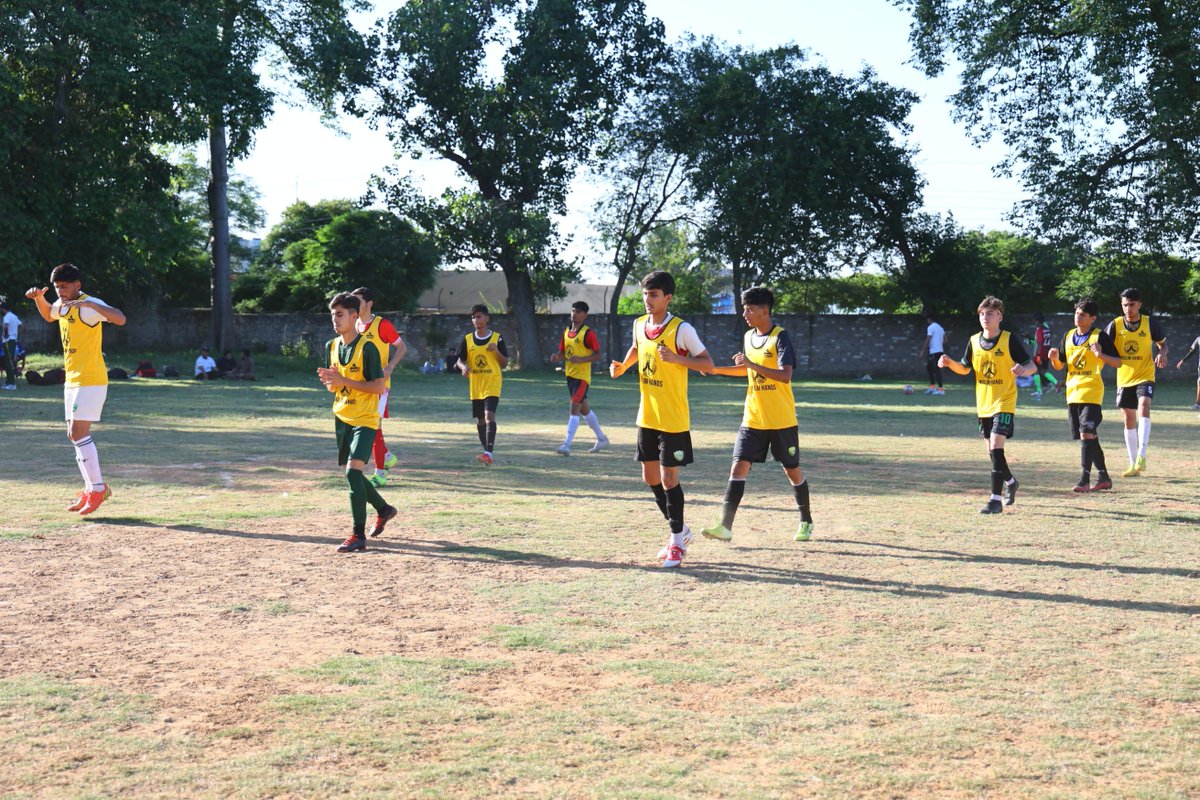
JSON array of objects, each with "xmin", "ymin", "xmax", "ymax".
[
  {"xmin": 1072, "ymin": 479, "xmax": 1091, "ymax": 493},
  {"xmin": 477, "ymin": 452, "xmax": 493, "ymax": 466},
  {"xmin": 555, "ymin": 443, "xmax": 571, "ymax": 456},
  {"xmin": 1030, "ymin": 391, "xmax": 1042, "ymax": 400},
  {"xmin": 1003, "ymin": 478, "xmax": 1019, "ymax": 506},
  {"xmin": 661, "ymin": 544, "xmax": 685, "ymax": 568},
  {"xmin": 924, "ymin": 387, "xmax": 936, "ymax": 395},
  {"xmin": 932, "ymin": 388, "xmax": 945, "ymax": 396},
  {"xmin": 370, "ymin": 504, "xmax": 398, "ymax": 538},
  {"xmin": 66, "ymin": 490, "xmax": 89, "ymax": 512},
  {"xmin": 383, "ymin": 452, "xmax": 399, "ymax": 470},
  {"xmin": 1091, "ymin": 477, "xmax": 1113, "ymax": 492},
  {"xmin": 78, "ymin": 486, "xmax": 112, "ymax": 516},
  {"xmin": 336, "ymin": 534, "xmax": 366, "ymax": 552},
  {"xmin": 979, "ymin": 499, "xmax": 1003, "ymax": 514},
  {"xmin": 657, "ymin": 526, "xmax": 693, "ymax": 560},
  {"xmin": 588, "ymin": 436, "xmax": 610, "ymax": 453},
  {"xmin": 701, "ymin": 523, "xmax": 733, "ymax": 542},
  {"xmin": 1192, "ymin": 403, "xmax": 1200, "ymax": 411},
  {"xmin": 1134, "ymin": 455, "xmax": 1146, "ymax": 474},
  {"xmin": 795, "ymin": 521, "xmax": 813, "ymax": 542},
  {"xmin": 367, "ymin": 471, "xmax": 388, "ymax": 488},
  {"xmin": 1121, "ymin": 462, "xmax": 1140, "ymax": 478}
]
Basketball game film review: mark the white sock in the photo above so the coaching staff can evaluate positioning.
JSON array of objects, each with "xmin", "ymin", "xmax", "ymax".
[
  {"xmin": 990, "ymin": 494, "xmax": 1003, "ymax": 502},
  {"xmin": 1124, "ymin": 427, "xmax": 1138, "ymax": 464},
  {"xmin": 670, "ymin": 529, "xmax": 688, "ymax": 546},
  {"xmin": 72, "ymin": 436, "xmax": 104, "ymax": 491},
  {"xmin": 584, "ymin": 410, "xmax": 605, "ymax": 438},
  {"xmin": 564, "ymin": 415, "xmax": 581, "ymax": 446},
  {"xmin": 1137, "ymin": 418, "xmax": 1151, "ymax": 457}
]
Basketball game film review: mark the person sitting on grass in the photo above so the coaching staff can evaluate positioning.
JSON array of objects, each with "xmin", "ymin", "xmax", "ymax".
[
  {"xmin": 194, "ymin": 347, "xmax": 218, "ymax": 380},
  {"xmin": 233, "ymin": 349, "xmax": 256, "ymax": 380},
  {"xmin": 216, "ymin": 349, "xmax": 237, "ymax": 378}
]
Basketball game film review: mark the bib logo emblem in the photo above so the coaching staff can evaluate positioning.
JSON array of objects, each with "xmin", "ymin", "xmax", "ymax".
[
  {"xmin": 640, "ymin": 352, "xmax": 656, "ymax": 377},
  {"xmin": 474, "ymin": 354, "xmax": 489, "ymax": 369},
  {"xmin": 982, "ymin": 361, "xmax": 996, "ymax": 379},
  {"xmin": 1124, "ymin": 341, "xmax": 1139, "ymax": 356}
]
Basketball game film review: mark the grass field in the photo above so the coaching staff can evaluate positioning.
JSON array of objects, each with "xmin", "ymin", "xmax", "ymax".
[{"xmin": 2, "ymin": 353, "xmax": 1199, "ymax": 798}]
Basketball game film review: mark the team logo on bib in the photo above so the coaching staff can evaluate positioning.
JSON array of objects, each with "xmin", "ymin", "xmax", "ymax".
[
  {"xmin": 640, "ymin": 352, "xmax": 656, "ymax": 377},
  {"xmin": 982, "ymin": 361, "xmax": 997, "ymax": 379},
  {"xmin": 474, "ymin": 354, "xmax": 489, "ymax": 369},
  {"xmin": 1124, "ymin": 341, "xmax": 1139, "ymax": 355}
]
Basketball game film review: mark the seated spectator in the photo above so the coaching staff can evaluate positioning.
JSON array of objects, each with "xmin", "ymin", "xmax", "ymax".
[
  {"xmin": 443, "ymin": 348, "xmax": 458, "ymax": 373},
  {"xmin": 194, "ymin": 347, "xmax": 218, "ymax": 380},
  {"xmin": 134, "ymin": 360, "xmax": 157, "ymax": 378},
  {"xmin": 233, "ymin": 349, "xmax": 256, "ymax": 380},
  {"xmin": 216, "ymin": 349, "xmax": 237, "ymax": 378}
]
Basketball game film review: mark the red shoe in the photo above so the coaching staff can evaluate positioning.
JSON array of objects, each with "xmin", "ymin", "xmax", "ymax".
[
  {"xmin": 1072, "ymin": 480, "xmax": 1092, "ymax": 493},
  {"xmin": 476, "ymin": 452, "xmax": 493, "ymax": 466},
  {"xmin": 78, "ymin": 486, "xmax": 112, "ymax": 516},
  {"xmin": 370, "ymin": 505, "xmax": 398, "ymax": 538},
  {"xmin": 67, "ymin": 490, "xmax": 88, "ymax": 512},
  {"xmin": 337, "ymin": 534, "xmax": 366, "ymax": 552},
  {"xmin": 661, "ymin": 544, "xmax": 685, "ymax": 568},
  {"xmin": 1091, "ymin": 477, "xmax": 1113, "ymax": 492}
]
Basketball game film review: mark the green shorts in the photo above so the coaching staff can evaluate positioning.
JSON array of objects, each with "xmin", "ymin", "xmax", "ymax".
[{"xmin": 336, "ymin": 418, "xmax": 377, "ymax": 466}]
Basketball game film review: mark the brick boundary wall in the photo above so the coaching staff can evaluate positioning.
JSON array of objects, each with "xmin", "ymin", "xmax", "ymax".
[{"xmin": 15, "ymin": 309, "xmax": 1200, "ymax": 381}]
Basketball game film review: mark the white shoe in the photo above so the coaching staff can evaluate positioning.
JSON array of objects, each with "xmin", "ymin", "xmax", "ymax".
[
  {"xmin": 555, "ymin": 443, "xmax": 571, "ymax": 456},
  {"xmin": 924, "ymin": 387, "xmax": 935, "ymax": 395},
  {"xmin": 588, "ymin": 436, "xmax": 609, "ymax": 453},
  {"xmin": 657, "ymin": 525, "xmax": 693, "ymax": 560},
  {"xmin": 1192, "ymin": 403, "xmax": 1200, "ymax": 411},
  {"xmin": 932, "ymin": 388, "xmax": 945, "ymax": 396}
]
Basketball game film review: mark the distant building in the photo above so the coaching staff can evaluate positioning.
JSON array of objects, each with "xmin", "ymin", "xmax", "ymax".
[{"xmin": 417, "ymin": 270, "xmax": 637, "ymax": 314}]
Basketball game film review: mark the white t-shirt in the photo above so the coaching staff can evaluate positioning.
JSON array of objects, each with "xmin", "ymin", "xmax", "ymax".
[
  {"xmin": 635, "ymin": 313, "xmax": 706, "ymax": 356},
  {"xmin": 194, "ymin": 355, "xmax": 217, "ymax": 374},
  {"xmin": 926, "ymin": 322, "xmax": 945, "ymax": 353},
  {"xmin": 1, "ymin": 311, "xmax": 20, "ymax": 342},
  {"xmin": 49, "ymin": 296, "xmax": 110, "ymax": 325}
]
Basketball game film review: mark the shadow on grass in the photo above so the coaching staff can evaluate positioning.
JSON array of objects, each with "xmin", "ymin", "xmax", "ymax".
[{"xmin": 89, "ymin": 519, "xmax": 1200, "ymax": 616}]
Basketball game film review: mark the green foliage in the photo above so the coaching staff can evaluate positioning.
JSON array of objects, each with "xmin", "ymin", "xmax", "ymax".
[
  {"xmin": 902, "ymin": 0, "xmax": 1200, "ymax": 253},
  {"xmin": 1056, "ymin": 249, "xmax": 1200, "ymax": 315},
  {"xmin": 234, "ymin": 202, "xmax": 439, "ymax": 313},
  {"xmin": 615, "ymin": 222, "xmax": 726, "ymax": 315}
]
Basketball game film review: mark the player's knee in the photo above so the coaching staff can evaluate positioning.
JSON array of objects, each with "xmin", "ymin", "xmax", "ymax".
[{"xmin": 730, "ymin": 461, "xmax": 751, "ymax": 479}]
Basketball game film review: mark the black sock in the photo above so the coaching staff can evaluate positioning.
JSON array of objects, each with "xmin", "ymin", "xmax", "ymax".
[
  {"xmin": 990, "ymin": 448, "xmax": 1013, "ymax": 481},
  {"xmin": 1080, "ymin": 439, "xmax": 1092, "ymax": 481},
  {"xmin": 649, "ymin": 483, "xmax": 669, "ymax": 520},
  {"xmin": 1090, "ymin": 439, "xmax": 1109, "ymax": 476},
  {"xmin": 720, "ymin": 479, "xmax": 746, "ymax": 530},
  {"xmin": 793, "ymin": 478, "xmax": 812, "ymax": 523},
  {"xmin": 665, "ymin": 484, "xmax": 685, "ymax": 534},
  {"xmin": 485, "ymin": 421, "xmax": 496, "ymax": 452},
  {"xmin": 988, "ymin": 449, "xmax": 1006, "ymax": 495},
  {"xmin": 476, "ymin": 420, "xmax": 487, "ymax": 449}
]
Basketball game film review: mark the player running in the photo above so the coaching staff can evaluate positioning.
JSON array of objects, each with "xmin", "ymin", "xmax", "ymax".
[
  {"xmin": 350, "ymin": 287, "xmax": 407, "ymax": 487},
  {"xmin": 939, "ymin": 296, "xmax": 1037, "ymax": 514},
  {"xmin": 1104, "ymin": 288, "xmax": 1167, "ymax": 476},
  {"xmin": 454, "ymin": 305, "xmax": 509, "ymax": 465},
  {"xmin": 610, "ymin": 270, "xmax": 713, "ymax": 568},
  {"xmin": 317, "ymin": 292, "xmax": 398, "ymax": 552},
  {"xmin": 701, "ymin": 287, "xmax": 814, "ymax": 543},
  {"xmin": 548, "ymin": 300, "xmax": 608, "ymax": 455},
  {"xmin": 1047, "ymin": 298, "xmax": 1122, "ymax": 492}
]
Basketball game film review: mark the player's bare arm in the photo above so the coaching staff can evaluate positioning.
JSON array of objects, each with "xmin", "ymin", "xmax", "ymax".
[
  {"xmin": 487, "ymin": 340, "xmax": 510, "ymax": 369},
  {"xmin": 1091, "ymin": 343, "xmax": 1121, "ymax": 369},
  {"xmin": 25, "ymin": 287, "xmax": 55, "ymax": 322},
  {"xmin": 658, "ymin": 344, "xmax": 714, "ymax": 373},
  {"xmin": 62, "ymin": 298, "xmax": 126, "ymax": 326},
  {"xmin": 736, "ymin": 352, "xmax": 793, "ymax": 383},
  {"xmin": 1048, "ymin": 348, "xmax": 1063, "ymax": 370},
  {"xmin": 1153, "ymin": 340, "xmax": 1168, "ymax": 368},
  {"xmin": 610, "ymin": 345, "xmax": 638, "ymax": 378},
  {"xmin": 456, "ymin": 358, "xmax": 470, "ymax": 376},
  {"xmin": 317, "ymin": 367, "xmax": 386, "ymax": 396},
  {"xmin": 1011, "ymin": 361, "xmax": 1037, "ymax": 377},
  {"xmin": 705, "ymin": 364, "xmax": 747, "ymax": 377},
  {"xmin": 939, "ymin": 354, "xmax": 971, "ymax": 376}
]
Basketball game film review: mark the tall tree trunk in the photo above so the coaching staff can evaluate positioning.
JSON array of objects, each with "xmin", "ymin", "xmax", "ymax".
[
  {"xmin": 607, "ymin": 270, "xmax": 629, "ymax": 362},
  {"xmin": 500, "ymin": 263, "xmax": 543, "ymax": 368},
  {"xmin": 207, "ymin": 118, "xmax": 232, "ymax": 351}
]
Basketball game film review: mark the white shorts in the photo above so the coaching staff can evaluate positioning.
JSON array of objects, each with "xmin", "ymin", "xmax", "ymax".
[
  {"xmin": 65, "ymin": 385, "xmax": 108, "ymax": 422},
  {"xmin": 376, "ymin": 388, "xmax": 390, "ymax": 418}
]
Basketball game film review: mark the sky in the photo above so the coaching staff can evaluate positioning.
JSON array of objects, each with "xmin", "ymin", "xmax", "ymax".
[{"xmin": 233, "ymin": 0, "xmax": 1025, "ymax": 278}]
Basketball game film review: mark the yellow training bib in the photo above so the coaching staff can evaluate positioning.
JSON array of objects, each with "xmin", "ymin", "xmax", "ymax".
[
  {"xmin": 1111, "ymin": 316, "xmax": 1156, "ymax": 388},
  {"xmin": 58, "ymin": 293, "xmax": 108, "ymax": 387},
  {"xmin": 329, "ymin": 336, "xmax": 381, "ymax": 429},
  {"xmin": 971, "ymin": 330, "xmax": 1018, "ymax": 417},
  {"xmin": 360, "ymin": 316, "xmax": 392, "ymax": 389},
  {"xmin": 466, "ymin": 332, "xmax": 503, "ymax": 400},
  {"xmin": 1064, "ymin": 329, "xmax": 1105, "ymax": 406},
  {"xmin": 562, "ymin": 324, "xmax": 593, "ymax": 382},
  {"xmin": 741, "ymin": 326, "xmax": 797, "ymax": 429},
  {"xmin": 634, "ymin": 315, "xmax": 689, "ymax": 433}
]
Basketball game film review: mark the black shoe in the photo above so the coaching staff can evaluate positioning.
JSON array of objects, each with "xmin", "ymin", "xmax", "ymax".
[
  {"xmin": 337, "ymin": 534, "xmax": 366, "ymax": 552},
  {"xmin": 370, "ymin": 505, "xmax": 398, "ymax": 538},
  {"xmin": 1003, "ymin": 478, "xmax": 1019, "ymax": 506},
  {"xmin": 979, "ymin": 499, "xmax": 1003, "ymax": 514}
]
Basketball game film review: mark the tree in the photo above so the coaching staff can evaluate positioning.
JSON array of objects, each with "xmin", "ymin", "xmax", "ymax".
[
  {"xmin": 186, "ymin": 0, "xmax": 371, "ymax": 349},
  {"xmin": 614, "ymin": 221, "xmax": 727, "ymax": 316},
  {"xmin": 370, "ymin": 0, "xmax": 665, "ymax": 366},
  {"xmin": 665, "ymin": 39, "xmax": 923, "ymax": 313},
  {"xmin": 902, "ymin": 0, "xmax": 1200, "ymax": 253},
  {"xmin": 233, "ymin": 203, "xmax": 438, "ymax": 312},
  {"xmin": 1056, "ymin": 249, "xmax": 1200, "ymax": 315}
]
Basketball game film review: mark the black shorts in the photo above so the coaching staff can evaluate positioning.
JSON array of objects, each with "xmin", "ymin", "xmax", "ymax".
[
  {"xmin": 636, "ymin": 427, "xmax": 694, "ymax": 467},
  {"xmin": 336, "ymin": 418, "xmax": 377, "ymax": 466},
  {"xmin": 978, "ymin": 412, "xmax": 1015, "ymax": 439},
  {"xmin": 471, "ymin": 396, "xmax": 500, "ymax": 418},
  {"xmin": 1067, "ymin": 403, "xmax": 1102, "ymax": 439},
  {"xmin": 566, "ymin": 377, "xmax": 589, "ymax": 404},
  {"xmin": 732, "ymin": 426, "xmax": 801, "ymax": 468},
  {"xmin": 1115, "ymin": 383, "xmax": 1154, "ymax": 409}
]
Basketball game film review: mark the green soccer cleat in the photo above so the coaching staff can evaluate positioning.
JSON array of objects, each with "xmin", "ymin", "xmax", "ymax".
[
  {"xmin": 1135, "ymin": 455, "xmax": 1147, "ymax": 474},
  {"xmin": 368, "ymin": 471, "xmax": 388, "ymax": 487},
  {"xmin": 794, "ymin": 521, "xmax": 813, "ymax": 542},
  {"xmin": 1121, "ymin": 462, "xmax": 1140, "ymax": 478},
  {"xmin": 701, "ymin": 523, "xmax": 733, "ymax": 542},
  {"xmin": 383, "ymin": 452, "xmax": 399, "ymax": 470}
]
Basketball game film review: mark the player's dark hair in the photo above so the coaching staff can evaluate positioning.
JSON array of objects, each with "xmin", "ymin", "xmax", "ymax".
[
  {"xmin": 977, "ymin": 296, "xmax": 1004, "ymax": 314},
  {"xmin": 571, "ymin": 301, "xmax": 589, "ymax": 313},
  {"xmin": 329, "ymin": 292, "xmax": 361, "ymax": 313},
  {"xmin": 1120, "ymin": 287, "xmax": 1141, "ymax": 302},
  {"xmin": 741, "ymin": 286, "xmax": 774, "ymax": 310},
  {"xmin": 470, "ymin": 303, "xmax": 490, "ymax": 317},
  {"xmin": 50, "ymin": 263, "xmax": 82, "ymax": 283},
  {"xmin": 0, "ymin": 299, "xmax": 8, "ymax": 311},
  {"xmin": 241, "ymin": 349, "xmax": 250, "ymax": 356},
  {"xmin": 351, "ymin": 287, "xmax": 373, "ymax": 303},
  {"xmin": 1075, "ymin": 297, "xmax": 1099, "ymax": 317},
  {"xmin": 641, "ymin": 270, "xmax": 675, "ymax": 295},
  {"xmin": 1033, "ymin": 311, "xmax": 1044, "ymax": 323}
]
